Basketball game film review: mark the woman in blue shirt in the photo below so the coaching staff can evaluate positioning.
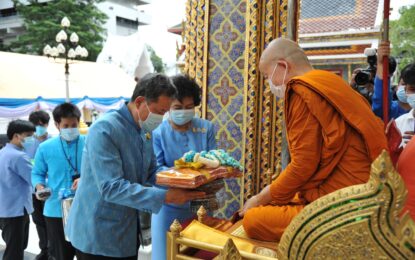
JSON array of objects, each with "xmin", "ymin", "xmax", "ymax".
[{"xmin": 151, "ymin": 74, "xmax": 217, "ymax": 260}]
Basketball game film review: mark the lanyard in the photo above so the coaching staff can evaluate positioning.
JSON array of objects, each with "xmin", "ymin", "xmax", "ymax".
[{"xmin": 60, "ymin": 138, "xmax": 78, "ymax": 175}]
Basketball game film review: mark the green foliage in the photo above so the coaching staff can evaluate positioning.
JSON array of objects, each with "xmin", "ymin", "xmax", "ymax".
[
  {"xmin": 147, "ymin": 45, "xmax": 165, "ymax": 73},
  {"xmin": 390, "ymin": 5, "xmax": 415, "ymax": 70},
  {"xmin": 3, "ymin": 0, "xmax": 107, "ymax": 61}
]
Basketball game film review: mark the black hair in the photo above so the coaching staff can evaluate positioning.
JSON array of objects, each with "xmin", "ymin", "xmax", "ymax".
[
  {"xmin": 170, "ymin": 74, "xmax": 202, "ymax": 106},
  {"xmin": 402, "ymin": 63, "xmax": 415, "ymax": 85},
  {"xmin": 29, "ymin": 110, "xmax": 50, "ymax": 125},
  {"xmin": 52, "ymin": 103, "xmax": 81, "ymax": 124},
  {"xmin": 131, "ymin": 73, "xmax": 177, "ymax": 102},
  {"xmin": 7, "ymin": 120, "xmax": 35, "ymax": 140}
]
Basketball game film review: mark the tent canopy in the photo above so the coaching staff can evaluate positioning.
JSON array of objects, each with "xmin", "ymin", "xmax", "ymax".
[{"xmin": 0, "ymin": 51, "xmax": 136, "ymax": 99}]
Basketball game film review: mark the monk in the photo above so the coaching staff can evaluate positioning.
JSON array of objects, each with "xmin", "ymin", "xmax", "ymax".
[{"xmin": 239, "ymin": 38, "xmax": 388, "ymax": 241}]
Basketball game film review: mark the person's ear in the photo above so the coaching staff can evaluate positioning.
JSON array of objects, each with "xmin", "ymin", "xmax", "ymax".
[{"xmin": 134, "ymin": 96, "xmax": 145, "ymax": 109}]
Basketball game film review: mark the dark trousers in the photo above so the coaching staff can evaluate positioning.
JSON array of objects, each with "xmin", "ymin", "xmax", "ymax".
[
  {"xmin": 76, "ymin": 250, "xmax": 137, "ymax": 260},
  {"xmin": 44, "ymin": 216, "xmax": 75, "ymax": 260},
  {"xmin": 0, "ymin": 213, "xmax": 29, "ymax": 260},
  {"xmin": 32, "ymin": 194, "xmax": 48, "ymax": 252}
]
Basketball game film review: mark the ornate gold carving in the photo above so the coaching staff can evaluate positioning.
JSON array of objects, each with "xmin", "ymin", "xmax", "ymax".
[
  {"xmin": 183, "ymin": 0, "xmax": 191, "ymax": 75},
  {"xmin": 258, "ymin": 0, "xmax": 276, "ymax": 191},
  {"xmin": 278, "ymin": 151, "xmax": 415, "ymax": 259},
  {"xmin": 195, "ymin": 0, "xmax": 204, "ymax": 87},
  {"xmin": 242, "ymin": 0, "xmax": 260, "ymax": 201},
  {"xmin": 219, "ymin": 239, "xmax": 242, "ymax": 260},
  {"xmin": 197, "ymin": 205, "xmax": 207, "ymax": 224},
  {"xmin": 170, "ymin": 219, "xmax": 183, "ymax": 236},
  {"xmin": 201, "ymin": 0, "xmax": 210, "ymax": 118}
]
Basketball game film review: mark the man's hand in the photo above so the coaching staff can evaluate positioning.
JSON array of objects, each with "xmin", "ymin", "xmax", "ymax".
[
  {"xmin": 36, "ymin": 184, "xmax": 45, "ymax": 192},
  {"xmin": 403, "ymin": 131, "xmax": 414, "ymax": 144},
  {"xmin": 35, "ymin": 185, "xmax": 51, "ymax": 201},
  {"xmin": 376, "ymin": 41, "xmax": 390, "ymax": 79},
  {"xmin": 71, "ymin": 178, "xmax": 80, "ymax": 190},
  {"xmin": 165, "ymin": 188, "xmax": 206, "ymax": 205}
]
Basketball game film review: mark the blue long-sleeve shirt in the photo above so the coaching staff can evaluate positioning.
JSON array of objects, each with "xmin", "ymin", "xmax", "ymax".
[
  {"xmin": 66, "ymin": 103, "xmax": 167, "ymax": 257},
  {"xmin": 0, "ymin": 143, "xmax": 33, "ymax": 217},
  {"xmin": 372, "ymin": 76, "xmax": 408, "ymax": 120},
  {"xmin": 152, "ymin": 118, "xmax": 217, "ymax": 171},
  {"xmin": 32, "ymin": 135, "xmax": 85, "ymax": 217}
]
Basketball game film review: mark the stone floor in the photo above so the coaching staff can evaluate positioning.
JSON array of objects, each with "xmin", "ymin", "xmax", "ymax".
[{"xmin": 0, "ymin": 216, "xmax": 152, "ymax": 260}]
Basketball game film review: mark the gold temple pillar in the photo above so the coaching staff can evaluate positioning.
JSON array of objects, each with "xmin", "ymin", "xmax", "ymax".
[{"xmin": 183, "ymin": 0, "xmax": 300, "ymax": 216}]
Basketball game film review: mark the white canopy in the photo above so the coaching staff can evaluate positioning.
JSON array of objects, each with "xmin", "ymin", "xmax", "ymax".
[{"xmin": 0, "ymin": 51, "xmax": 136, "ymax": 99}]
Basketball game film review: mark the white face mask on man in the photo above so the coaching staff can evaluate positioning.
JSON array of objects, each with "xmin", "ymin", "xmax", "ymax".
[
  {"xmin": 268, "ymin": 62, "xmax": 288, "ymax": 98},
  {"xmin": 138, "ymin": 102, "xmax": 164, "ymax": 133}
]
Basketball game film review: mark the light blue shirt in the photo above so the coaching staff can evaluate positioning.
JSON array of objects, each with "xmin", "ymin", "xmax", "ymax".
[
  {"xmin": 151, "ymin": 118, "xmax": 216, "ymax": 260},
  {"xmin": 25, "ymin": 135, "xmax": 51, "ymax": 159},
  {"xmin": 66, "ymin": 104, "xmax": 167, "ymax": 257},
  {"xmin": 152, "ymin": 118, "xmax": 217, "ymax": 170},
  {"xmin": 32, "ymin": 135, "xmax": 85, "ymax": 218},
  {"xmin": 0, "ymin": 143, "xmax": 33, "ymax": 217}
]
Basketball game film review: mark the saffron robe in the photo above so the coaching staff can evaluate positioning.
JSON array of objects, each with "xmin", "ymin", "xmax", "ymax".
[{"xmin": 243, "ymin": 70, "xmax": 388, "ymax": 241}]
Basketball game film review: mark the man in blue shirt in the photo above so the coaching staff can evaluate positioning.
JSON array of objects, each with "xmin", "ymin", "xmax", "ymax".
[
  {"xmin": 0, "ymin": 120, "xmax": 35, "ymax": 260},
  {"xmin": 32, "ymin": 103, "xmax": 85, "ymax": 260},
  {"xmin": 66, "ymin": 73, "xmax": 205, "ymax": 259},
  {"xmin": 372, "ymin": 41, "xmax": 410, "ymax": 121},
  {"xmin": 27, "ymin": 110, "xmax": 51, "ymax": 260}
]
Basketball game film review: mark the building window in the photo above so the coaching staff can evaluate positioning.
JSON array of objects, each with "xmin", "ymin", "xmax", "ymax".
[
  {"xmin": 116, "ymin": 16, "xmax": 139, "ymax": 30},
  {"xmin": 0, "ymin": 8, "xmax": 17, "ymax": 18}
]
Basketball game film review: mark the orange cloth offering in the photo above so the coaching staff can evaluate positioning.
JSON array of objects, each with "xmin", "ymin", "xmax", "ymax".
[
  {"xmin": 156, "ymin": 166, "xmax": 242, "ymax": 189},
  {"xmin": 243, "ymin": 70, "xmax": 388, "ymax": 241}
]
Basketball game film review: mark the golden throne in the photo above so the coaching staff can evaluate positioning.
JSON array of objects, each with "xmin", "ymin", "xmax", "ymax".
[{"xmin": 166, "ymin": 151, "xmax": 415, "ymax": 259}]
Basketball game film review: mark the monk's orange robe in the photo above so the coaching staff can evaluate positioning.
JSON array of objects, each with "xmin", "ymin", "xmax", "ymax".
[
  {"xmin": 243, "ymin": 70, "xmax": 387, "ymax": 241},
  {"xmin": 397, "ymin": 137, "xmax": 415, "ymax": 221}
]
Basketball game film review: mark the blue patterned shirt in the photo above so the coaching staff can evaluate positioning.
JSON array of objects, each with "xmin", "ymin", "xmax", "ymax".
[{"xmin": 66, "ymin": 103, "xmax": 167, "ymax": 257}]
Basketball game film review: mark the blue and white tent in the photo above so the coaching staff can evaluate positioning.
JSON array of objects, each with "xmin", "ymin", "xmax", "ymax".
[{"xmin": 0, "ymin": 51, "xmax": 136, "ymax": 118}]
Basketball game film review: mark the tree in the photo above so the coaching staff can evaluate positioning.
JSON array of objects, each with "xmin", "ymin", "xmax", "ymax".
[
  {"xmin": 4, "ymin": 0, "xmax": 107, "ymax": 61},
  {"xmin": 147, "ymin": 45, "xmax": 165, "ymax": 73},
  {"xmin": 390, "ymin": 5, "xmax": 415, "ymax": 70}
]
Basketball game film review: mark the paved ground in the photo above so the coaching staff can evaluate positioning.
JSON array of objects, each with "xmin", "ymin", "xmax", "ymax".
[{"xmin": 0, "ymin": 216, "xmax": 152, "ymax": 260}]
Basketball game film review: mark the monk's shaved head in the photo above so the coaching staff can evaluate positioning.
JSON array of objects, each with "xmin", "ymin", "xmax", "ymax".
[
  {"xmin": 261, "ymin": 38, "xmax": 310, "ymax": 68},
  {"xmin": 259, "ymin": 38, "xmax": 313, "ymax": 83}
]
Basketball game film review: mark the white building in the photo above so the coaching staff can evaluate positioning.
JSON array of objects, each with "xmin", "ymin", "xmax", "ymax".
[{"xmin": 0, "ymin": 0, "xmax": 151, "ymax": 46}]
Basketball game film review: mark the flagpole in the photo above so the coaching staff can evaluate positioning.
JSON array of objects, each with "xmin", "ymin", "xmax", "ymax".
[{"xmin": 382, "ymin": 0, "xmax": 390, "ymax": 125}]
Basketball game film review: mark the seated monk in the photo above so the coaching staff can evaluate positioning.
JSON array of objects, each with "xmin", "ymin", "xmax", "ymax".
[{"xmin": 239, "ymin": 38, "xmax": 388, "ymax": 241}]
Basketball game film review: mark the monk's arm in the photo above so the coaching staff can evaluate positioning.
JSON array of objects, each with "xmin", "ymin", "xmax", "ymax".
[{"xmin": 270, "ymin": 92, "xmax": 323, "ymax": 205}]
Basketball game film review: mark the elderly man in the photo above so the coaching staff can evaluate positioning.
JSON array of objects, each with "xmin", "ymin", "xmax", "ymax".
[
  {"xmin": 239, "ymin": 38, "xmax": 387, "ymax": 241},
  {"xmin": 66, "ymin": 73, "xmax": 205, "ymax": 259}
]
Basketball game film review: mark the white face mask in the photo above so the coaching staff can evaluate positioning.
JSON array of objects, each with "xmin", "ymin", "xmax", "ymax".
[
  {"xmin": 268, "ymin": 62, "xmax": 288, "ymax": 98},
  {"xmin": 138, "ymin": 102, "xmax": 164, "ymax": 133},
  {"xmin": 407, "ymin": 93, "xmax": 415, "ymax": 109},
  {"xmin": 396, "ymin": 85, "xmax": 407, "ymax": 103}
]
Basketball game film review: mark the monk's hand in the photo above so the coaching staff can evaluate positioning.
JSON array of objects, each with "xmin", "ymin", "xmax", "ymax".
[
  {"xmin": 403, "ymin": 131, "xmax": 414, "ymax": 144},
  {"xmin": 165, "ymin": 188, "xmax": 206, "ymax": 205},
  {"xmin": 239, "ymin": 195, "xmax": 261, "ymax": 217}
]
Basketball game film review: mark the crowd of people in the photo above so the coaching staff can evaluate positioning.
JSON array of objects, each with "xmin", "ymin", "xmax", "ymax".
[{"xmin": 0, "ymin": 38, "xmax": 414, "ymax": 259}]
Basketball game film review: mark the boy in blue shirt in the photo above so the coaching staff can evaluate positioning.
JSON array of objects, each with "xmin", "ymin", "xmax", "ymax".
[
  {"xmin": 32, "ymin": 103, "xmax": 85, "ymax": 260},
  {"xmin": 27, "ymin": 110, "xmax": 51, "ymax": 260},
  {"xmin": 0, "ymin": 120, "xmax": 35, "ymax": 260}
]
